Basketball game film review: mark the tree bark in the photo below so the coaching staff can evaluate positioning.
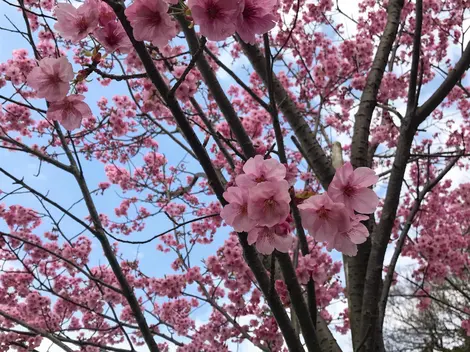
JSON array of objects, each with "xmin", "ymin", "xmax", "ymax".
[{"xmin": 347, "ymin": 0, "xmax": 405, "ymax": 347}]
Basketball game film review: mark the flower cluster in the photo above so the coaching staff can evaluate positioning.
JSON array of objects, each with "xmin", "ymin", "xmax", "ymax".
[
  {"xmin": 54, "ymin": 0, "xmax": 131, "ymax": 53},
  {"xmin": 188, "ymin": 0, "xmax": 278, "ymax": 42},
  {"xmin": 54, "ymin": 0, "xmax": 99, "ymax": 42},
  {"xmin": 299, "ymin": 162, "xmax": 379, "ymax": 256},
  {"xmin": 53, "ymin": 0, "xmax": 278, "ymax": 51},
  {"xmin": 27, "ymin": 56, "xmax": 92, "ymax": 130},
  {"xmin": 221, "ymin": 158, "xmax": 379, "ymax": 257},
  {"xmin": 220, "ymin": 155, "xmax": 294, "ymax": 255}
]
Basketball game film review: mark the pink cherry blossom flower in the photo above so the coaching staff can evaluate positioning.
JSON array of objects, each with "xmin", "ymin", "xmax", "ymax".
[
  {"xmin": 236, "ymin": 155, "xmax": 286, "ymax": 188},
  {"xmin": 247, "ymin": 180, "xmax": 290, "ymax": 227},
  {"xmin": 188, "ymin": 0, "xmax": 242, "ymax": 41},
  {"xmin": 98, "ymin": 2, "xmax": 117, "ymax": 26},
  {"xmin": 220, "ymin": 187, "xmax": 257, "ymax": 232},
  {"xmin": 328, "ymin": 162, "xmax": 379, "ymax": 214},
  {"xmin": 54, "ymin": 1, "xmax": 99, "ymax": 42},
  {"xmin": 247, "ymin": 223, "xmax": 293, "ymax": 255},
  {"xmin": 94, "ymin": 21, "xmax": 133, "ymax": 54},
  {"xmin": 326, "ymin": 215, "xmax": 369, "ymax": 256},
  {"xmin": 27, "ymin": 57, "xmax": 74, "ymax": 102},
  {"xmin": 236, "ymin": 0, "xmax": 277, "ymax": 44},
  {"xmin": 125, "ymin": 0, "xmax": 178, "ymax": 47},
  {"xmin": 46, "ymin": 94, "xmax": 92, "ymax": 130},
  {"xmin": 298, "ymin": 193, "xmax": 350, "ymax": 242},
  {"xmin": 284, "ymin": 162, "xmax": 298, "ymax": 186}
]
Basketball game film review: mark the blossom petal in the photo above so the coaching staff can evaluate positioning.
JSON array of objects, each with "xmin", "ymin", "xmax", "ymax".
[
  {"xmin": 351, "ymin": 188, "xmax": 379, "ymax": 214},
  {"xmin": 353, "ymin": 167, "xmax": 379, "ymax": 188},
  {"xmin": 274, "ymin": 234, "xmax": 293, "ymax": 253},
  {"xmin": 255, "ymin": 233, "xmax": 275, "ymax": 255}
]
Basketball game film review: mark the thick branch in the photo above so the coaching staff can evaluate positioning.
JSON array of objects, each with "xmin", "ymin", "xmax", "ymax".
[
  {"xmin": 350, "ymin": 0, "xmax": 404, "ymax": 168},
  {"xmin": 203, "ymin": 47, "xmax": 271, "ymax": 112},
  {"xmin": 359, "ymin": 2, "xmax": 427, "ymax": 350},
  {"xmin": 264, "ymin": 33, "xmax": 319, "ymax": 332},
  {"xmin": 346, "ymin": 1, "xmax": 404, "ymax": 348},
  {"xmin": 405, "ymin": 0, "xmax": 423, "ymax": 115},
  {"xmin": 276, "ymin": 252, "xmax": 322, "ymax": 351},
  {"xmin": 177, "ymin": 15, "xmax": 256, "ymax": 158},
  {"xmin": 414, "ymin": 41, "xmax": 470, "ymax": 126},
  {"xmin": 316, "ymin": 315, "xmax": 343, "ymax": 352}
]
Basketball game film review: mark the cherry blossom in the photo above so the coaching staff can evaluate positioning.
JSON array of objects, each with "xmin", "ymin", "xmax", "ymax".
[
  {"xmin": 94, "ymin": 21, "xmax": 133, "ymax": 54},
  {"xmin": 188, "ymin": 0, "xmax": 242, "ymax": 41},
  {"xmin": 46, "ymin": 94, "xmax": 92, "ymax": 130},
  {"xmin": 247, "ymin": 223, "xmax": 293, "ymax": 254},
  {"xmin": 27, "ymin": 56, "xmax": 73, "ymax": 102},
  {"xmin": 125, "ymin": 0, "xmax": 178, "ymax": 47},
  {"xmin": 247, "ymin": 180, "xmax": 291, "ymax": 227},
  {"xmin": 97, "ymin": 2, "xmax": 117, "ymax": 26},
  {"xmin": 235, "ymin": 155, "xmax": 286, "ymax": 188},
  {"xmin": 54, "ymin": 1, "xmax": 99, "ymax": 42},
  {"xmin": 326, "ymin": 215, "xmax": 370, "ymax": 256},
  {"xmin": 328, "ymin": 162, "xmax": 379, "ymax": 214},
  {"xmin": 298, "ymin": 193, "xmax": 350, "ymax": 243},
  {"xmin": 236, "ymin": 0, "xmax": 277, "ymax": 44},
  {"xmin": 220, "ymin": 186, "xmax": 257, "ymax": 232}
]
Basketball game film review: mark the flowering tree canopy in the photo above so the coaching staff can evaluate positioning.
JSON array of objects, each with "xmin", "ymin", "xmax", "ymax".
[{"xmin": 0, "ymin": 0, "xmax": 470, "ymax": 351}]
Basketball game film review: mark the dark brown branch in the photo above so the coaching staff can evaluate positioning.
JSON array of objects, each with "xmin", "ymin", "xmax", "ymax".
[
  {"xmin": 0, "ymin": 94, "xmax": 47, "ymax": 113},
  {"xmin": 0, "ymin": 136, "xmax": 72, "ymax": 173},
  {"xmin": 17, "ymin": 0, "xmax": 40, "ymax": 59},
  {"xmin": 105, "ymin": 214, "xmax": 217, "ymax": 245},
  {"xmin": 203, "ymin": 47, "xmax": 271, "ymax": 112},
  {"xmin": 89, "ymin": 67, "xmax": 148, "ymax": 81},
  {"xmin": 177, "ymin": 15, "xmax": 256, "ymax": 158},
  {"xmin": 169, "ymin": 37, "xmax": 206, "ymax": 97},
  {"xmin": 0, "ymin": 327, "xmax": 134, "ymax": 352},
  {"xmin": 264, "ymin": 34, "xmax": 320, "ymax": 348},
  {"xmin": 265, "ymin": 33, "xmax": 320, "ymax": 340},
  {"xmin": 53, "ymin": 115, "xmax": 161, "ymax": 352},
  {"xmin": 350, "ymin": 0, "xmax": 404, "ymax": 168},
  {"xmin": 276, "ymin": 252, "xmax": 321, "ymax": 351},
  {"xmin": 2, "ymin": 0, "xmax": 56, "ymax": 19},
  {"xmin": 406, "ymin": 0, "xmax": 423, "ymax": 115},
  {"xmin": 359, "ymin": 2, "xmax": 423, "ymax": 350},
  {"xmin": 0, "ymin": 231, "xmax": 122, "ymax": 293},
  {"xmin": 414, "ymin": 41, "xmax": 470, "ymax": 126}
]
